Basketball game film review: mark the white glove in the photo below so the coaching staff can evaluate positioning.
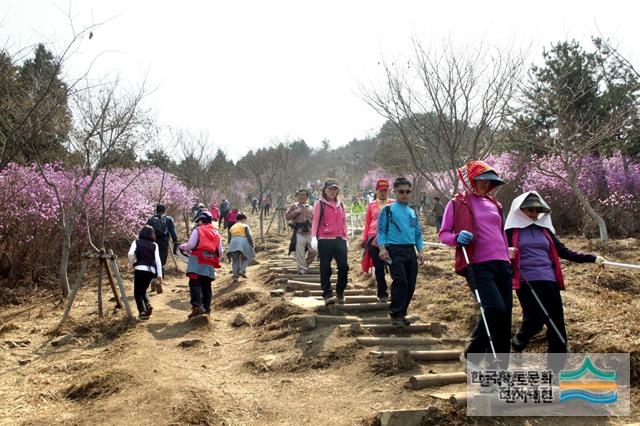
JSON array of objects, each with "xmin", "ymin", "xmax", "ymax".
[
  {"xmin": 311, "ymin": 237, "xmax": 318, "ymax": 251},
  {"xmin": 595, "ymin": 256, "xmax": 606, "ymax": 265}
]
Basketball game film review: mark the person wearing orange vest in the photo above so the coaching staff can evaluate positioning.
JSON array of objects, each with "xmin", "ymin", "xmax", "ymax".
[
  {"xmin": 360, "ymin": 179, "xmax": 395, "ymax": 302},
  {"xmin": 179, "ymin": 211, "xmax": 223, "ymax": 318},
  {"xmin": 438, "ymin": 160, "xmax": 513, "ymax": 367}
]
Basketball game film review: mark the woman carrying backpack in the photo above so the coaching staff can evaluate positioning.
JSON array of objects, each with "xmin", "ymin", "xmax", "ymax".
[
  {"xmin": 128, "ymin": 225, "xmax": 163, "ymax": 320},
  {"xmin": 438, "ymin": 160, "xmax": 513, "ymax": 368},
  {"xmin": 311, "ymin": 178, "xmax": 349, "ymax": 305},
  {"xmin": 179, "ymin": 211, "xmax": 223, "ymax": 318},
  {"xmin": 227, "ymin": 213, "xmax": 255, "ymax": 283}
]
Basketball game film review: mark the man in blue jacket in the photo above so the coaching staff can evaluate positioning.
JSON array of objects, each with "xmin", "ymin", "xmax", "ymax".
[{"xmin": 377, "ymin": 177, "xmax": 425, "ymax": 327}]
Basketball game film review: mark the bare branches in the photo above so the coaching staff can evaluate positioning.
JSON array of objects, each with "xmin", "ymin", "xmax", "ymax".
[{"xmin": 362, "ymin": 39, "xmax": 525, "ymax": 197}]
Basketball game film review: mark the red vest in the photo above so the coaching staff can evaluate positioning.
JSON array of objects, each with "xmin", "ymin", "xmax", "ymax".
[
  {"xmin": 192, "ymin": 224, "xmax": 221, "ymax": 269},
  {"xmin": 510, "ymin": 228, "xmax": 565, "ymax": 290},
  {"xmin": 451, "ymin": 192, "xmax": 503, "ymax": 275}
]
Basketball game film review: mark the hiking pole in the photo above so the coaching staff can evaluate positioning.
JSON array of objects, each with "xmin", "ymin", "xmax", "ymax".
[
  {"xmin": 461, "ymin": 246, "xmax": 498, "ymax": 362},
  {"xmin": 603, "ymin": 260, "xmax": 640, "ymax": 271},
  {"xmin": 519, "ymin": 273, "xmax": 568, "ymax": 352}
]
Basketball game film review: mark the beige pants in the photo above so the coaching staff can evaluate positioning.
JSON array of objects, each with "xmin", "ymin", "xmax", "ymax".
[{"xmin": 295, "ymin": 233, "xmax": 317, "ymax": 273}]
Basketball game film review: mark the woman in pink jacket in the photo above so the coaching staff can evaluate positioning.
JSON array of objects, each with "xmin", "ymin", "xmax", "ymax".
[{"xmin": 311, "ymin": 178, "xmax": 349, "ymax": 306}]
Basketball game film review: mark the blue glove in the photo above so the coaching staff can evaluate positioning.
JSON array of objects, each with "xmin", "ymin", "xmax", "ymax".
[{"xmin": 456, "ymin": 230, "xmax": 474, "ymax": 246}]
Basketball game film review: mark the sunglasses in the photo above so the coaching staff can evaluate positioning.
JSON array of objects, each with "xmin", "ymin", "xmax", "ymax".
[
  {"xmin": 523, "ymin": 207, "xmax": 543, "ymax": 213},
  {"xmin": 396, "ymin": 189, "xmax": 412, "ymax": 195}
]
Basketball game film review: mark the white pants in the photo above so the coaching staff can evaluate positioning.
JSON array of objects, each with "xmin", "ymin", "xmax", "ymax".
[{"xmin": 295, "ymin": 233, "xmax": 317, "ymax": 272}]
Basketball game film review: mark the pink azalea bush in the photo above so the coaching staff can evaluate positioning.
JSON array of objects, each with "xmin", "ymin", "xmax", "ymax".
[{"xmin": 0, "ymin": 164, "xmax": 195, "ymax": 278}]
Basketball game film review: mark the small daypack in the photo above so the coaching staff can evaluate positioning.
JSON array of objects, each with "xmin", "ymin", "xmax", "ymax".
[
  {"xmin": 381, "ymin": 204, "xmax": 415, "ymax": 234},
  {"xmin": 148, "ymin": 214, "xmax": 168, "ymax": 241}
]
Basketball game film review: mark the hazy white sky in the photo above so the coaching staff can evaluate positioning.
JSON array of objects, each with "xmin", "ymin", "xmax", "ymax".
[{"xmin": 2, "ymin": 0, "xmax": 640, "ymax": 160}]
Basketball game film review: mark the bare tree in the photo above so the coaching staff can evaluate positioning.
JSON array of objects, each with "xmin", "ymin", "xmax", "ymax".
[
  {"xmin": 240, "ymin": 143, "xmax": 292, "ymax": 242},
  {"xmin": 31, "ymin": 79, "xmax": 149, "ymax": 297},
  {"xmin": 362, "ymin": 39, "xmax": 525, "ymax": 197}
]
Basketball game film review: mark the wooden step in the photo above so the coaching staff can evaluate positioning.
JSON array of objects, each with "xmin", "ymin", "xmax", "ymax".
[
  {"xmin": 370, "ymin": 350, "xmax": 462, "ymax": 361},
  {"xmin": 315, "ymin": 295, "xmax": 379, "ymax": 304},
  {"xmin": 315, "ymin": 315, "xmax": 420, "ymax": 325},
  {"xmin": 339, "ymin": 323, "xmax": 432, "ymax": 334},
  {"xmin": 409, "ymin": 372, "xmax": 467, "ymax": 389},
  {"xmin": 356, "ymin": 336, "xmax": 466, "ymax": 347},
  {"xmin": 316, "ymin": 302, "xmax": 389, "ymax": 313},
  {"xmin": 293, "ymin": 289, "xmax": 371, "ymax": 297}
]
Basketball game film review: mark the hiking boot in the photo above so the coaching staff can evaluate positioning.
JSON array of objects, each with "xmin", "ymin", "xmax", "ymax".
[
  {"xmin": 297, "ymin": 270, "xmax": 305, "ymax": 275},
  {"xmin": 188, "ymin": 306, "xmax": 206, "ymax": 319},
  {"xmin": 239, "ymin": 273, "xmax": 248, "ymax": 278},
  {"xmin": 324, "ymin": 296, "xmax": 336, "ymax": 306},
  {"xmin": 378, "ymin": 296, "xmax": 388, "ymax": 303},
  {"xmin": 336, "ymin": 293, "xmax": 345, "ymax": 305},
  {"xmin": 390, "ymin": 318, "xmax": 405, "ymax": 327},
  {"xmin": 138, "ymin": 312, "xmax": 150, "ymax": 321},
  {"xmin": 232, "ymin": 277, "xmax": 239, "ymax": 284},
  {"xmin": 511, "ymin": 336, "xmax": 526, "ymax": 353},
  {"xmin": 145, "ymin": 306, "xmax": 153, "ymax": 317},
  {"xmin": 401, "ymin": 316, "xmax": 412, "ymax": 326}
]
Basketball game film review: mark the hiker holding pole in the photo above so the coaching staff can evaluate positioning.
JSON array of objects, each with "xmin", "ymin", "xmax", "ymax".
[
  {"xmin": 438, "ymin": 160, "xmax": 513, "ymax": 368},
  {"xmin": 361, "ymin": 179, "xmax": 395, "ymax": 303},
  {"xmin": 504, "ymin": 191, "xmax": 605, "ymax": 355}
]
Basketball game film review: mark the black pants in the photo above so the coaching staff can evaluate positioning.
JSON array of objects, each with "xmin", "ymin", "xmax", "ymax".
[
  {"xmin": 464, "ymin": 260, "xmax": 513, "ymax": 363},
  {"xmin": 318, "ymin": 238, "xmax": 349, "ymax": 299},
  {"xmin": 369, "ymin": 244, "xmax": 388, "ymax": 299},
  {"xmin": 133, "ymin": 270, "xmax": 155, "ymax": 315},
  {"xmin": 515, "ymin": 280, "xmax": 567, "ymax": 353},
  {"xmin": 157, "ymin": 239, "xmax": 169, "ymax": 274},
  {"xmin": 388, "ymin": 245, "xmax": 418, "ymax": 318},
  {"xmin": 264, "ymin": 205, "xmax": 270, "ymax": 216},
  {"xmin": 251, "ymin": 205, "xmax": 258, "ymax": 214},
  {"xmin": 189, "ymin": 275, "xmax": 213, "ymax": 312}
]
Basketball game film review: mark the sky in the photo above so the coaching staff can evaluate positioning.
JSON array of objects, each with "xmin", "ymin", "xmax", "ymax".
[{"xmin": 2, "ymin": 0, "xmax": 640, "ymax": 161}]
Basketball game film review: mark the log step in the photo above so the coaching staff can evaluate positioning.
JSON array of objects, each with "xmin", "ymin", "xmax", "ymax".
[
  {"xmin": 428, "ymin": 392, "xmax": 467, "ymax": 407},
  {"xmin": 315, "ymin": 315, "xmax": 420, "ymax": 325},
  {"xmin": 339, "ymin": 323, "xmax": 432, "ymax": 334},
  {"xmin": 409, "ymin": 372, "xmax": 467, "ymax": 389},
  {"xmin": 356, "ymin": 337, "xmax": 466, "ymax": 347},
  {"xmin": 316, "ymin": 302, "xmax": 389, "ymax": 313},
  {"xmin": 293, "ymin": 289, "xmax": 371, "ymax": 297},
  {"xmin": 315, "ymin": 295, "xmax": 379, "ymax": 303},
  {"xmin": 370, "ymin": 350, "xmax": 462, "ymax": 361}
]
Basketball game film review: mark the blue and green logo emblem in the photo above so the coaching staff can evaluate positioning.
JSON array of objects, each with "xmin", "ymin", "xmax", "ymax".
[{"xmin": 559, "ymin": 356, "xmax": 617, "ymax": 404}]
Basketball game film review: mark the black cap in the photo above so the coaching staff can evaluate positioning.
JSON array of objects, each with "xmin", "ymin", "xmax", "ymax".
[
  {"xmin": 520, "ymin": 193, "xmax": 551, "ymax": 213},
  {"xmin": 156, "ymin": 203, "xmax": 166, "ymax": 214},
  {"xmin": 473, "ymin": 170, "xmax": 504, "ymax": 185}
]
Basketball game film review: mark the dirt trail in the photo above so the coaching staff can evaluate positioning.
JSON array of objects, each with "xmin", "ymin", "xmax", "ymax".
[{"xmin": 1, "ymin": 222, "xmax": 639, "ymax": 425}]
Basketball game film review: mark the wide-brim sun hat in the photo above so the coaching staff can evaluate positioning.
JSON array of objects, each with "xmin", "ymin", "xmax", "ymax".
[
  {"xmin": 473, "ymin": 170, "xmax": 504, "ymax": 185},
  {"xmin": 520, "ymin": 193, "xmax": 551, "ymax": 213}
]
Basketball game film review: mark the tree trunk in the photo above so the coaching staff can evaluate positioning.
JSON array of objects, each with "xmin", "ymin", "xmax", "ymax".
[
  {"xmin": 259, "ymin": 209, "xmax": 265, "ymax": 243},
  {"xmin": 569, "ymin": 180, "xmax": 609, "ymax": 242},
  {"xmin": 59, "ymin": 226, "xmax": 72, "ymax": 298}
]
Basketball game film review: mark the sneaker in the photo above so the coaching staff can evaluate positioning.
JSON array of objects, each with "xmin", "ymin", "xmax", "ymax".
[
  {"xmin": 232, "ymin": 277, "xmax": 239, "ymax": 284},
  {"xmin": 511, "ymin": 336, "xmax": 526, "ymax": 353},
  {"xmin": 239, "ymin": 273, "xmax": 248, "ymax": 278},
  {"xmin": 297, "ymin": 270, "xmax": 305, "ymax": 275},
  {"xmin": 324, "ymin": 296, "xmax": 336, "ymax": 306},
  {"xmin": 145, "ymin": 306, "xmax": 153, "ymax": 317},
  {"xmin": 188, "ymin": 306, "xmax": 206, "ymax": 319},
  {"xmin": 336, "ymin": 293, "xmax": 345, "ymax": 305},
  {"xmin": 390, "ymin": 318, "xmax": 405, "ymax": 327},
  {"xmin": 378, "ymin": 296, "xmax": 388, "ymax": 303},
  {"xmin": 138, "ymin": 312, "xmax": 150, "ymax": 321},
  {"xmin": 401, "ymin": 316, "xmax": 412, "ymax": 326}
]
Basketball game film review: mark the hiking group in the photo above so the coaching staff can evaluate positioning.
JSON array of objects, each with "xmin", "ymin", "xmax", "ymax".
[{"xmin": 126, "ymin": 160, "xmax": 607, "ymax": 365}]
